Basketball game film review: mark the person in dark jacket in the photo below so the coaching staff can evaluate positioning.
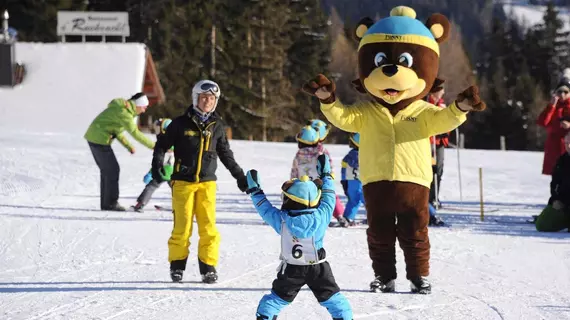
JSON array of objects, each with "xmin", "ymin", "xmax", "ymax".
[
  {"xmin": 536, "ymin": 131, "xmax": 570, "ymax": 232},
  {"xmin": 84, "ymin": 92, "xmax": 155, "ymax": 211},
  {"xmin": 151, "ymin": 80, "xmax": 248, "ymax": 284}
]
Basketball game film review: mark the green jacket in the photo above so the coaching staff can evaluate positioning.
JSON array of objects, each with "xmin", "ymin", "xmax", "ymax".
[{"xmin": 84, "ymin": 98, "xmax": 155, "ymax": 151}]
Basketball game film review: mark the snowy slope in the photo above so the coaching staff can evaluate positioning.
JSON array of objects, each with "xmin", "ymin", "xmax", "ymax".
[
  {"xmin": 0, "ymin": 43, "xmax": 146, "ymax": 134},
  {"xmin": 1, "ymin": 127, "xmax": 569, "ymax": 320}
]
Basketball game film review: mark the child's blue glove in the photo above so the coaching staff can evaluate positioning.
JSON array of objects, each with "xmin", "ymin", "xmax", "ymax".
[
  {"xmin": 143, "ymin": 172, "xmax": 153, "ymax": 184},
  {"xmin": 246, "ymin": 170, "xmax": 262, "ymax": 194},
  {"xmin": 317, "ymin": 154, "xmax": 333, "ymax": 179}
]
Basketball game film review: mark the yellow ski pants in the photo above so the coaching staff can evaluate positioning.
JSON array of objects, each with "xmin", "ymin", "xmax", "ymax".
[{"xmin": 168, "ymin": 180, "xmax": 220, "ymax": 266}]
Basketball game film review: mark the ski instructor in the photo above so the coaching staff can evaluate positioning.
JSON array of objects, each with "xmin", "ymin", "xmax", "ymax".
[
  {"xmin": 84, "ymin": 92, "xmax": 155, "ymax": 212},
  {"xmin": 151, "ymin": 80, "xmax": 248, "ymax": 284}
]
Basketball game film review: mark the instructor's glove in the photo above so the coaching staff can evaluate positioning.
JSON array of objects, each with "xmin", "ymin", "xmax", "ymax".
[
  {"xmin": 245, "ymin": 170, "xmax": 262, "ymax": 195},
  {"xmin": 316, "ymin": 154, "xmax": 333, "ymax": 179},
  {"xmin": 237, "ymin": 173, "xmax": 248, "ymax": 193}
]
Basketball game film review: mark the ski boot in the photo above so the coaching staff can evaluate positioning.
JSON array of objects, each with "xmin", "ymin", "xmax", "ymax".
[
  {"xmin": 410, "ymin": 277, "xmax": 431, "ymax": 294},
  {"xmin": 199, "ymin": 259, "xmax": 218, "ymax": 284},
  {"xmin": 103, "ymin": 203, "xmax": 126, "ymax": 212},
  {"xmin": 133, "ymin": 202, "xmax": 144, "ymax": 213},
  {"xmin": 345, "ymin": 218, "xmax": 358, "ymax": 227},
  {"xmin": 170, "ymin": 269, "xmax": 183, "ymax": 283},
  {"xmin": 329, "ymin": 216, "xmax": 349, "ymax": 228},
  {"xmin": 370, "ymin": 276, "xmax": 395, "ymax": 293},
  {"xmin": 429, "ymin": 215, "xmax": 446, "ymax": 227},
  {"xmin": 202, "ymin": 271, "xmax": 218, "ymax": 284}
]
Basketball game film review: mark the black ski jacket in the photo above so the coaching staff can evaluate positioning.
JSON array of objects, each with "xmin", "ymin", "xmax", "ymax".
[{"xmin": 152, "ymin": 107, "xmax": 245, "ymax": 184}]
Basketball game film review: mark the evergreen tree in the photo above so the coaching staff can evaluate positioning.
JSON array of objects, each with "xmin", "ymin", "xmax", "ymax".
[
  {"xmin": 285, "ymin": 0, "xmax": 331, "ymax": 130},
  {"xmin": 526, "ymin": 1, "xmax": 570, "ymax": 94}
]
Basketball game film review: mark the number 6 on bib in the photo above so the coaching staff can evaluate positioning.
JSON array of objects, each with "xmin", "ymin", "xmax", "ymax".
[{"xmin": 281, "ymin": 221, "xmax": 322, "ymax": 265}]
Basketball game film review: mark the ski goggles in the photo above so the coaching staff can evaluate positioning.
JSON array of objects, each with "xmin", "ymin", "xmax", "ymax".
[{"xmin": 200, "ymin": 82, "xmax": 220, "ymax": 95}]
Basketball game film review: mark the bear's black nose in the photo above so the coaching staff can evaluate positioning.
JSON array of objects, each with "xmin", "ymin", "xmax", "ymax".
[{"xmin": 382, "ymin": 64, "xmax": 398, "ymax": 77}]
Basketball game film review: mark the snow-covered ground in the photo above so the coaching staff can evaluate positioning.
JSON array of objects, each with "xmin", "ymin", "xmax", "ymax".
[{"xmin": 0, "ymin": 128, "xmax": 569, "ymax": 320}]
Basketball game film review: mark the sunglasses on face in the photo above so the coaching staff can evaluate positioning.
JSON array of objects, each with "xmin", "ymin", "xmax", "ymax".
[{"xmin": 557, "ymin": 90, "xmax": 569, "ymax": 94}]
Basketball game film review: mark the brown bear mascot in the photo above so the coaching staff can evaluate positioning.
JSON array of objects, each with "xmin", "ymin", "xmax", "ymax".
[{"xmin": 302, "ymin": 6, "xmax": 486, "ymax": 294}]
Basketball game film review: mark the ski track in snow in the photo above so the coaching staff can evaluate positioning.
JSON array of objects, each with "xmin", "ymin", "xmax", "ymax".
[{"xmin": 0, "ymin": 132, "xmax": 569, "ymax": 319}]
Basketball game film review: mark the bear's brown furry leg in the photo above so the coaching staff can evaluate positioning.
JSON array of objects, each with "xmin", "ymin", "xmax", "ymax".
[
  {"xmin": 394, "ymin": 183, "xmax": 430, "ymax": 279},
  {"xmin": 364, "ymin": 181, "xmax": 431, "ymax": 281},
  {"xmin": 364, "ymin": 181, "xmax": 398, "ymax": 280}
]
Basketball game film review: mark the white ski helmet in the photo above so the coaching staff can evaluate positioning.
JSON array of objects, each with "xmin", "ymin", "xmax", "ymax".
[{"xmin": 192, "ymin": 80, "xmax": 221, "ymax": 117}]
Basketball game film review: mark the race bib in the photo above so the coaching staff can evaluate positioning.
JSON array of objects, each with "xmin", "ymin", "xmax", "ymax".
[
  {"xmin": 345, "ymin": 164, "xmax": 359, "ymax": 181},
  {"xmin": 280, "ymin": 221, "xmax": 322, "ymax": 265}
]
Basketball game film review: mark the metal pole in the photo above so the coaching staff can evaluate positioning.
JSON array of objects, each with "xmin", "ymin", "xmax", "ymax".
[
  {"xmin": 456, "ymin": 128, "xmax": 463, "ymax": 202},
  {"xmin": 431, "ymin": 137, "xmax": 439, "ymax": 207}
]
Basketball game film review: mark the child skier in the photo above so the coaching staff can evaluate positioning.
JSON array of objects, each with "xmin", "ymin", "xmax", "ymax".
[
  {"xmin": 340, "ymin": 133, "xmax": 364, "ymax": 227},
  {"xmin": 308, "ymin": 119, "xmax": 347, "ymax": 226},
  {"xmin": 246, "ymin": 154, "xmax": 353, "ymax": 320},
  {"xmin": 291, "ymin": 125, "xmax": 321, "ymax": 180},
  {"xmin": 133, "ymin": 118, "xmax": 174, "ymax": 212}
]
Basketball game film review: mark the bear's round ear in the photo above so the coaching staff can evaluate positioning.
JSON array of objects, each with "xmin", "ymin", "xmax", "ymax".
[
  {"xmin": 354, "ymin": 17, "xmax": 374, "ymax": 41},
  {"xmin": 426, "ymin": 13, "xmax": 451, "ymax": 43}
]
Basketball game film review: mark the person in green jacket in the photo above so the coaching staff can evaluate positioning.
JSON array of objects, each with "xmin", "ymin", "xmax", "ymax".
[{"xmin": 84, "ymin": 92, "xmax": 155, "ymax": 211}]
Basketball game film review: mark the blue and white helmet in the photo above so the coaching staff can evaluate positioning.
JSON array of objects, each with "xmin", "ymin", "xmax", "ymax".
[
  {"xmin": 349, "ymin": 132, "xmax": 360, "ymax": 147},
  {"xmin": 309, "ymin": 119, "xmax": 329, "ymax": 141},
  {"xmin": 296, "ymin": 125, "xmax": 319, "ymax": 145},
  {"xmin": 154, "ymin": 118, "xmax": 172, "ymax": 134},
  {"xmin": 192, "ymin": 80, "xmax": 221, "ymax": 117}
]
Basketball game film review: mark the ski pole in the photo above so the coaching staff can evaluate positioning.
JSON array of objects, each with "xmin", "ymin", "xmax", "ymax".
[
  {"xmin": 431, "ymin": 138, "xmax": 438, "ymax": 207},
  {"xmin": 456, "ymin": 128, "xmax": 463, "ymax": 202}
]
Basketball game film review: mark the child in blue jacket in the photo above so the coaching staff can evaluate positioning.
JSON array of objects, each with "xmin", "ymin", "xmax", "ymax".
[
  {"xmin": 246, "ymin": 154, "xmax": 353, "ymax": 320},
  {"xmin": 340, "ymin": 133, "xmax": 364, "ymax": 226}
]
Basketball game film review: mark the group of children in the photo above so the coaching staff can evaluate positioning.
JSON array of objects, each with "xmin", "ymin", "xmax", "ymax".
[{"xmin": 291, "ymin": 119, "xmax": 445, "ymax": 228}]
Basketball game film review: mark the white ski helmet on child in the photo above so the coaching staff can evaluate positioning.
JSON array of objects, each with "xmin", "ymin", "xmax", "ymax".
[{"xmin": 192, "ymin": 80, "xmax": 221, "ymax": 117}]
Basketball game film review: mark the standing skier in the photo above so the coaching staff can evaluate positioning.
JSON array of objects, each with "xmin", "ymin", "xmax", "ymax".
[
  {"xmin": 84, "ymin": 92, "xmax": 155, "ymax": 211},
  {"xmin": 152, "ymin": 80, "xmax": 248, "ymax": 284}
]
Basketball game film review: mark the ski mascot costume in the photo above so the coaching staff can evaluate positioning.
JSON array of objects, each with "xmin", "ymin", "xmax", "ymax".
[{"xmin": 302, "ymin": 6, "xmax": 486, "ymax": 294}]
